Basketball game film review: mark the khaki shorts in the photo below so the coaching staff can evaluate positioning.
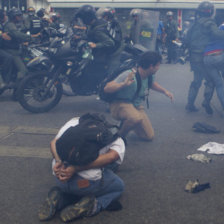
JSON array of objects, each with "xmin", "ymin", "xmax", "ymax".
[{"xmin": 110, "ymin": 102, "xmax": 154, "ymax": 141}]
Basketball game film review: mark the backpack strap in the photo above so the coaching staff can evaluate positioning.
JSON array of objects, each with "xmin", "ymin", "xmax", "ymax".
[
  {"xmin": 133, "ymin": 70, "xmax": 142, "ymax": 101},
  {"xmin": 133, "ymin": 71, "xmax": 153, "ymax": 109},
  {"xmin": 146, "ymin": 75, "xmax": 153, "ymax": 109}
]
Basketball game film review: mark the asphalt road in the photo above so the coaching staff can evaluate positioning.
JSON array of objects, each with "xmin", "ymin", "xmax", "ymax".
[{"xmin": 0, "ymin": 62, "xmax": 224, "ymax": 224}]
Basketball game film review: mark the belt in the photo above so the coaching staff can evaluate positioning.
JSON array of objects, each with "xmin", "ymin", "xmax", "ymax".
[{"xmin": 205, "ymin": 50, "xmax": 224, "ymax": 56}]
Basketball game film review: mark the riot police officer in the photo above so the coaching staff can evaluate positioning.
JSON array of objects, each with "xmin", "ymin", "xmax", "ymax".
[
  {"xmin": 49, "ymin": 12, "xmax": 61, "ymax": 30},
  {"xmin": 23, "ymin": 7, "xmax": 42, "ymax": 35},
  {"xmin": 4, "ymin": 8, "xmax": 33, "ymax": 81},
  {"xmin": 75, "ymin": 5, "xmax": 121, "ymax": 63},
  {"xmin": 0, "ymin": 9, "xmax": 14, "ymax": 90},
  {"xmin": 96, "ymin": 7, "xmax": 123, "ymax": 45},
  {"xmin": 164, "ymin": 11, "xmax": 179, "ymax": 63},
  {"xmin": 75, "ymin": 5, "xmax": 123, "ymax": 91},
  {"xmin": 37, "ymin": 8, "xmax": 50, "ymax": 28},
  {"xmin": 185, "ymin": 1, "xmax": 224, "ymax": 112},
  {"xmin": 96, "ymin": 7, "xmax": 124, "ymax": 73},
  {"xmin": 129, "ymin": 8, "xmax": 142, "ymax": 44}
]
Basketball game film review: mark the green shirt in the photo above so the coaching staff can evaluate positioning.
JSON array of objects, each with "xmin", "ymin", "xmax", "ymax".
[
  {"xmin": 4, "ymin": 21, "xmax": 31, "ymax": 49},
  {"xmin": 114, "ymin": 69, "xmax": 154, "ymax": 108}
]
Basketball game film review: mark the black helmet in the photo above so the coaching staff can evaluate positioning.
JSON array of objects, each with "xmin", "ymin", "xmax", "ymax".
[
  {"xmin": 37, "ymin": 8, "xmax": 45, "ymax": 18},
  {"xmin": 197, "ymin": 1, "xmax": 214, "ymax": 17},
  {"xmin": 8, "ymin": 8, "xmax": 23, "ymax": 20},
  {"xmin": 97, "ymin": 7, "xmax": 115, "ymax": 20},
  {"xmin": 75, "ymin": 5, "xmax": 96, "ymax": 25}
]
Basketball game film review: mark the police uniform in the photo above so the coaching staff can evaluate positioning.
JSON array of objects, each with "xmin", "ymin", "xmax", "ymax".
[
  {"xmin": 164, "ymin": 19, "xmax": 179, "ymax": 63},
  {"xmin": 0, "ymin": 22, "xmax": 14, "ymax": 84},
  {"xmin": 4, "ymin": 21, "xmax": 31, "ymax": 79},
  {"xmin": 81, "ymin": 18, "xmax": 123, "ymax": 91},
  {"xmin": 186, "ymin": 16, "xmax": 224, "ymax": 110},
  {"xmin": 23, "ymin": 14, "xmax": 42, "ymax": 35}
]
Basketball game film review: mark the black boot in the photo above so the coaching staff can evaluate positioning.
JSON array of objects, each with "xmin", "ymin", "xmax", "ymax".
[
  {"xmin": 185, "ymin": 104, "xmax": 199, "ymax": 112},
  {"xmin": 202, "ymin": 101, "xmax": 213, "ymax": 115}
]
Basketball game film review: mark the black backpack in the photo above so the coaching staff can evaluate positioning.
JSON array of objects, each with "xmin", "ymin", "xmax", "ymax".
[
  {"xmin": 99, "ymin": 59, "xmax": 137, "ymax": 103},
  {"xmin": 99, "ymin": 59, "xmax": 153, "ymax": 104},
  {"xmin": 56, "ymin": 113, "xmax": 119, "ymax": 166}
]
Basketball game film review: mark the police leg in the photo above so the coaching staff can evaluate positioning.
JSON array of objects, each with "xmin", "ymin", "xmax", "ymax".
[
  {"xmin": 204, "ymin": 53, "xmax": 224, "ymax": 110},
  {"xmin": 0, "ymin": 49, "xmax": 14, "ymax": 84},
  {"xmin": 7, "ymin": 50, "xmax": 27, "ymax": 100},
  {"xmin": 12, "ymin": 54, "xmax": 27, "ymax": 79},
  {"xmin": 166, "ymin": 40, "xmax": 172, "ymax": 63},
  {"xmin": 202, "ymin": 67, "xmax": 215, "ymax": 115},
  {"xmin": 5, "ymin": 49, "xmax": 27, "ymax": 80},
  {"xmin": 186, "ymin": 63, "xmax": 204, "ymax": 112},
  {"xmin": 171, "ymin": 41, "xmax": 177, "ymax": 63}
]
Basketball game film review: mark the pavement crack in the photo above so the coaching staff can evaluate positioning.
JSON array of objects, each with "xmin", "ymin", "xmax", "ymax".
[{"xmin": 0, "ymin": 133, "xmax": 14, "ymax": 142}]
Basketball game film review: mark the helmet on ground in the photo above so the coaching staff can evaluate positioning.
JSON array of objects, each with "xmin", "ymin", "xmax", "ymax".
[
  {"xmin": 197, "ymin": 1, "xmax": 214, "ymax": 17},
  {"xmin": 75, "ymin": 5, "xmax": 96, "ymax": 25},
  {"xmin": 8, "ymin": 8, "xmax": 23, "ymax": 20},
  {"xmin": 166, "ymin": 11, "xmax": 173, "ymax": 16},
  {"xmin": 27, "ymin": 7, "xmax": 35, "ymax": 16},
  {"xmin": 37, "ymin": 8, "xmax": 45, "ymax": 18},
  {"xmin": 130, "ymin": 8, "xmax": 142, "ymax": 17},
  {"xmin": 96, "ymin": 7, "xmax": 116, "ymax": 20}
]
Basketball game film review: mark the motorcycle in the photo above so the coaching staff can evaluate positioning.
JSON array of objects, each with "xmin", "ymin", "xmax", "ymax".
[{"xmin": 17, "ymin": 37, "xmax": 147, "ymax": 113}]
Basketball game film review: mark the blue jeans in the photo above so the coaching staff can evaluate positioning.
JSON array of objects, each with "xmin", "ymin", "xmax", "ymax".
[
  {"xmin": 204, "ymin": 52, "xmax": 224, "ymax": 109},
  {"xmin": 56, "ymin": 169, "xmax": 124, "ymax": 214}
]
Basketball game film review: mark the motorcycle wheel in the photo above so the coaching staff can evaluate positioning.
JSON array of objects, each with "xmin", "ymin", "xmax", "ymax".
[{"xmin": 17, "ymin": 72, "xmax": 63, "ymax": 113}]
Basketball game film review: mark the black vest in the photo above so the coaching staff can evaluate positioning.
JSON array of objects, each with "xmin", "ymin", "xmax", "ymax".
[{"xmin": 30, "ymin": 16, "xmax": 42, "ymax": 34}]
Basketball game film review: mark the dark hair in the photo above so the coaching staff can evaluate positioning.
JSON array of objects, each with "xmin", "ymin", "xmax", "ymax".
[
  {"xmin": 138, "ymin": 51, "xmax": 162, "ymax": 69},
  {"xmin": 37, "ymin": 8, "xmax": 45, "ymax": 18}
]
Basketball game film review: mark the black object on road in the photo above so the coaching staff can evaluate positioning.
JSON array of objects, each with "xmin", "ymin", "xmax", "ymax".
[
  {"xmin": 185, "ymin": 180, "xmax": 210, "ymax": 193},
  {"xmin": 192, "ymin": 122, "xmax": 221, "ymax": 134}
]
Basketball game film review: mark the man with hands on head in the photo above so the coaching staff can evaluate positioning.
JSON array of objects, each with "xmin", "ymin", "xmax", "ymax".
[{"xmin": 38, "ymin": 117, "xmax": 125, "ymax": 223}]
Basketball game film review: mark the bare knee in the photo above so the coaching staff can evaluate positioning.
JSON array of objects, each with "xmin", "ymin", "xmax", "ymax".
[{"xmin": 139, "ymin": 132, "xmax": 154, "ymax": 141}]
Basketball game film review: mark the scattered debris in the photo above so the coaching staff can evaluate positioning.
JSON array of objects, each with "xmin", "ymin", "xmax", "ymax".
[
  {"xmin": 185, "ymin": 180, "xmax": 210, "ymax": 193},
  {"xmin": 192, "ymin": 122, "xmax": 220, "ymax": 134},
  {"xmin": 186, "ymin": 153, "xmax": 211, "ymax": 163},
  {"xmin": 197, "ymin": 142, "xmax": 224, "ymax": 155}
]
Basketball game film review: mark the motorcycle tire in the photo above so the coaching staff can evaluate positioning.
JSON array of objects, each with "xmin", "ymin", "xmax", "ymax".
[{"xmin": 17, "ymin": 72, "xmax": 63, "ymax": 113}]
